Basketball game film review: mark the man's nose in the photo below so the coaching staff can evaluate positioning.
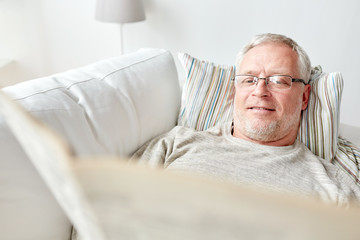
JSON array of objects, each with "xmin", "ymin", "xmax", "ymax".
[{"xmin": 252, "ymin": 78, "xmax": 271, "ymax": 97}]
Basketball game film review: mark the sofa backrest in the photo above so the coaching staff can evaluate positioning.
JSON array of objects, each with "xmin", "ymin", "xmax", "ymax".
[
  {"xmin": 0, "ymin": 48, "xmax": 180, "ymax": 240},
  {"xmin": 340, "ymin": 123, "xmax": 360, "ymax": 147}
]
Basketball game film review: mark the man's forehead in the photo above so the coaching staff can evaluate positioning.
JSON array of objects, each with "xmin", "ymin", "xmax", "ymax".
[{"xmin": 237, "ymin": 42, "xmax": 299, "ymax": 75}]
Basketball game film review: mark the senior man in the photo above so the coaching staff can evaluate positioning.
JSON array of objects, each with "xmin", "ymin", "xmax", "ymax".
[{"xmin": 131, "ymin": 33, "xmax": 359, "ymax": 205}]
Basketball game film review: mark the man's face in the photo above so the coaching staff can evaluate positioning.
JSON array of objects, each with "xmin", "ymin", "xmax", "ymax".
[{"xmin": 233, "ymin": 42, "xmax": 310, "ymax": 146}]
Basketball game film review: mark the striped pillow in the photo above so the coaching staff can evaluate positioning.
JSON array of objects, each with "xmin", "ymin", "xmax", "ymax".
[
  {"xmin": 298, "ymin": 66, "xmax": 343, "ymax": 161},
  {"xmin": 335, "ymin": 137, "xmax": 360, "ymax": 184},
  {"xmin": 177, "ymin": 52, "xmax": 235, "ymax": 130}
]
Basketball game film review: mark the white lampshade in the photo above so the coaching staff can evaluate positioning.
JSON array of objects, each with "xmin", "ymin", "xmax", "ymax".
[{"xmin": 95, "ymin": 0, "xmax": 146, "ymax": 24}]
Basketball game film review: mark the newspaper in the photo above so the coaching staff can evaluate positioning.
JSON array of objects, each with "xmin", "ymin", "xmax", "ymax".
[{"xmin": 1, "ymin": 89, "xmax": 360, "ymax": 240}]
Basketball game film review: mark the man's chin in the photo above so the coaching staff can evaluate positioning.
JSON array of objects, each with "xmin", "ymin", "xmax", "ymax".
[
  {"xmin": 247, "ymin": 120, "xmax": 278, "ymax": 132},
  {"xmin": 244, "ymin": 121, "xmax": 279, "ymax": 142}
]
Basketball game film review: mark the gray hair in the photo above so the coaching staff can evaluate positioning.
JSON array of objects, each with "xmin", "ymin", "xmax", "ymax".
[{"xmin": 236, "ymin": 33, "xmax": 312, "ymax": 83}]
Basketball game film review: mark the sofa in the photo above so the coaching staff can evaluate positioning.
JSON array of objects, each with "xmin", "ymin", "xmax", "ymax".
[{"xmin": 0, "ymin": 48, "xmax": 359, "ymax": 240}]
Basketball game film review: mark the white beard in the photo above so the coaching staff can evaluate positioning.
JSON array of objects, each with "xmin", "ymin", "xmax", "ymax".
[
  {"xmin": 244, "ymin": 119, "xmax": 279, "ymax": 142},
  {"xmin": 235, "ymin": 103, "xmax": 302, "ymax": 142}
]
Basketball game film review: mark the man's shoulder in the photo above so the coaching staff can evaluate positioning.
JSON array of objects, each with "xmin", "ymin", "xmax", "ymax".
[
  {"xmin": 161, "ymin": 122, "xmax": 231, "ymax": 143},
  {"xmin": 295, "ymin": 140, "xmax": 336, "ymax": 166},
  {"xmin": 168, "ymin": 125, "xmax": 196, "ymax": 135},
  {"xmin": 174, "ymin": 122, "xmax": 231, "ymax": 136},
  {"xmin": 295, "ymin": 140, "xmax": 359, "ymax": 187}
]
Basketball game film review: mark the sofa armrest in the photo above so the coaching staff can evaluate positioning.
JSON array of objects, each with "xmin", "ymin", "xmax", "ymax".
[{"xmin": 0, "ymin": 48, "xmax": 180, "ymax": 240}]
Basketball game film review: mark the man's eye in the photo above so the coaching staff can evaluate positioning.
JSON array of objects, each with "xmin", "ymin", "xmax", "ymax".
[
  {"xmin": 243, "ymin": 78, "xmax": 255, "ymax": 83},
  {"xmin": 271, "ymin": 76, "xmax": 291, "ymax": 86}
]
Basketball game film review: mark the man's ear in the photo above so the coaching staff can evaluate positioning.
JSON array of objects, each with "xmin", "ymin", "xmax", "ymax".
[{"xmin": 301, "ymin": 84, "xmax": 311, "ymax": 110}]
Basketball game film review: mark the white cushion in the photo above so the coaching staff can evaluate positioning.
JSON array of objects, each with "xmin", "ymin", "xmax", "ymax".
[{"xmin": 0, "ymin": 48, "xmax": 180, "ymax": 240}]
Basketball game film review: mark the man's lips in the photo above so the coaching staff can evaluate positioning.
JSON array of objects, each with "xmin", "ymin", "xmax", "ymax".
[{"xmin": 248, "ymin": 106, "xmax": 275, "ymax": 111}]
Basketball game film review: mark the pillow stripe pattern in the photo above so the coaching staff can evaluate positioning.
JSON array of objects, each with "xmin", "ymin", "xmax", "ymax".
[
  {"xmin": 298, "ymin": 71, "xmax": 343, "ymax": 161},
  {"xmin": 177, "ymin": 53, "xmax": 235, "ymax": 130},
  {"xmin": 335, "ymin": 137, "xmax": 360, "ymax": 184}
]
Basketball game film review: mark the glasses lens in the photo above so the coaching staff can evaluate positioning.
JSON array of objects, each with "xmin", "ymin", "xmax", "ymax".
[
  {"xmin": 268, "ymin": 76, "xmax": 292, "ymax": 90},
  {"xmin": 235, "ymin": 75, "xmax": 293, "ymax": 90},
  {"xmin": 236, "ymin": 76, "xmax": 256, "ymax": 88}
]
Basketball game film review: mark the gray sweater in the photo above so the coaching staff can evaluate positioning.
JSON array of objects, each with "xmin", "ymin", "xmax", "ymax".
[{"xmin": 131, "ymin": 122, "xmax": 360, "ymax": 205}]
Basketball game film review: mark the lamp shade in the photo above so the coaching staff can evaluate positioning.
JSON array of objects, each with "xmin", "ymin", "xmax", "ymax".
[{"xmin": 95, "ymin": 0, "xmax": 146, "ymax": 24}]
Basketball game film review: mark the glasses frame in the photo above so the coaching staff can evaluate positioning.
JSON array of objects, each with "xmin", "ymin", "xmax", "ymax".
[{"xmin": 232, "ymin": 74, "xmax": 307, "ymax": 90}]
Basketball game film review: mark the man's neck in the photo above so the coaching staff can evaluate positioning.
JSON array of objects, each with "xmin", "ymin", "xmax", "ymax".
[{"xmin": 232, "ymin": 124, "xmax": 298, "ymax": 147}]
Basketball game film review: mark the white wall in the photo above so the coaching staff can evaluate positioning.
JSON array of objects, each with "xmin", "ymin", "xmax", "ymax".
[{"xmin": 0, "ymin": 0, "xmax": 359, "ymax": 127}]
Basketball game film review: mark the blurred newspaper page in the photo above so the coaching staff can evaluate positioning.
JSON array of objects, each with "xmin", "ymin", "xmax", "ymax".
[{"xmin": 1, "ymin": 89, "xmax": 360, "ymax": 240}]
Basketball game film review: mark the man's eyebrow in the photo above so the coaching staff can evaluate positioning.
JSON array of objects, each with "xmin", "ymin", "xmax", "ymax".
[
  {"xmin": 240, "ymin": 70, "xmax": 258, "ymax": 75},
  {"xmin": 240, "ymin": 70, "xmax": 293, "ymax": 76}
]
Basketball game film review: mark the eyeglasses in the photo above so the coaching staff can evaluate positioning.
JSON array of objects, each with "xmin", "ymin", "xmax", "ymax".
[{"xmin": 232, "ymin": 75, "xmax": 307, "ymax": 91}]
